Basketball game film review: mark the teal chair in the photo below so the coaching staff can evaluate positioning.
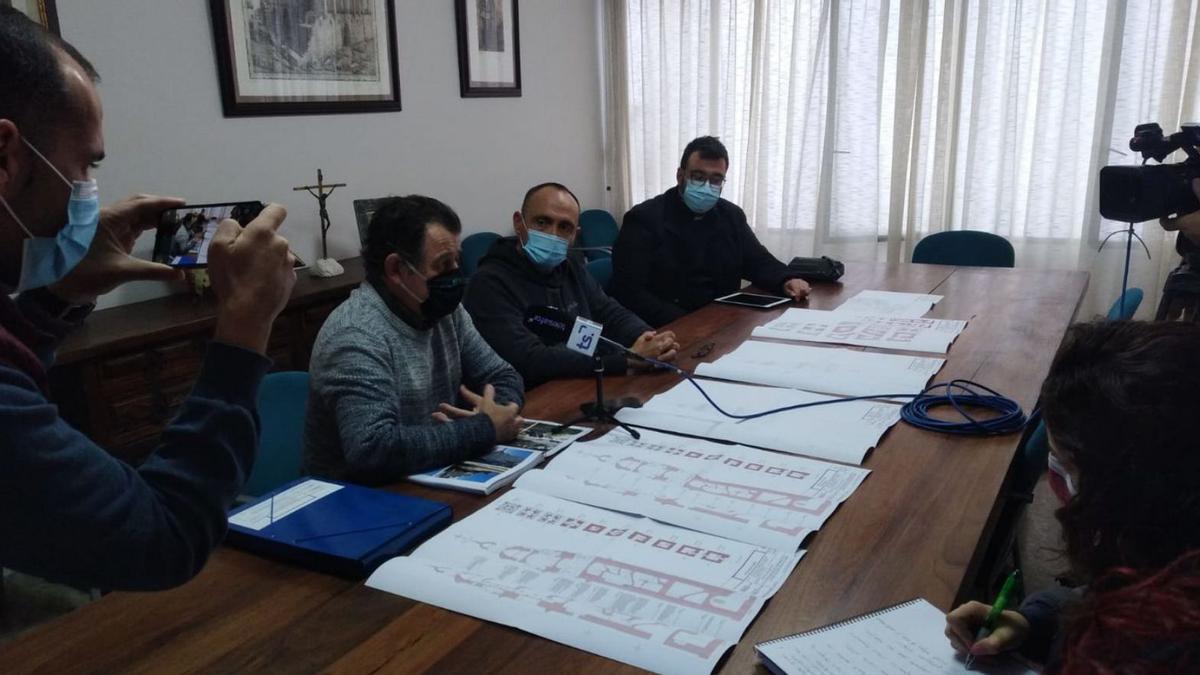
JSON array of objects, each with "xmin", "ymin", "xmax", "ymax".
[
  {"xmin": 461, "ymin": 232, "xmax": 501, "ymax": 277},
  {"xmin": 1014, "ymin": 411, "xmax": 1050, "ymax": 500},
  {"xmin": 586, "ymin": 257, "xmax": 613, "ymax": 292},
  {"xmin": 578, "ymin": 209, "xmax": 619, "ymax": 260},
  {"xmin": 1106, "ymin": 287, "xmax": 1143, "ymax": 321},
  {"xmin": 242, "ymin": 371, "xmax": 310, "ymax": 498},
  {"xmin": 912, "ymin": 231, "xmax": 1015, "ymax": 268}
]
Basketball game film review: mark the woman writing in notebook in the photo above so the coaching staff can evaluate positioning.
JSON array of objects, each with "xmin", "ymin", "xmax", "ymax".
[{"xmin": 944, "ymin": 320, "xmax": 1200, "ymax": 671}]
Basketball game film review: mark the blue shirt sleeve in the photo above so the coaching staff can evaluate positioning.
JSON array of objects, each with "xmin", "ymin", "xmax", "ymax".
[{"xmin": 0, "ymin": 341, "xmax": 268, "ymax": 591}]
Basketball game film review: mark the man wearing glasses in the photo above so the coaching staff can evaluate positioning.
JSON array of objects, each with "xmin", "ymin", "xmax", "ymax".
[
  {"xmin": 464, "ymin": 183, "xmax": 679, "ymax": 389},
  {"xmin": 612, "ymin": 136, "xmax": 811, "ymax": 327}
]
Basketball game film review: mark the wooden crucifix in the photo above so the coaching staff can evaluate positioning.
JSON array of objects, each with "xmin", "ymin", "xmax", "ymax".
[{"xmin": 293, "ymin": 168, "xmax": 346, "ymax": 261}]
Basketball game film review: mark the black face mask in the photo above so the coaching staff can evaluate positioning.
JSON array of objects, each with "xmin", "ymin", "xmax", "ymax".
[{"xmin": 404, "ymin": 262, "xmax": 465, "ymax": 322}]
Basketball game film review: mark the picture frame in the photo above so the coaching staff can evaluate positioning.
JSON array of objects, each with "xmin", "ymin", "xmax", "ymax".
[
  {"xmin": 207, "ymin": 0, "xmax": 401, "ymax": 117},
  {"xmin": 454, "ymin": 0, "xmax": 521, "ymax": 98},
  {"xmin": 3, "ymin": 0, "xmax": 60, "ymax": 35},
  {"xmin": 352, "ymin": 197, "xmax": 390, "ymax": 246}
]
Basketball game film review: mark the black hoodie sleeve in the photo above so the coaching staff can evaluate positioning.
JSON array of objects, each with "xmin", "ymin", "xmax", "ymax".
[{"xmin": 464, "ymin": 269, "xmax": 628, "ymax": 390}]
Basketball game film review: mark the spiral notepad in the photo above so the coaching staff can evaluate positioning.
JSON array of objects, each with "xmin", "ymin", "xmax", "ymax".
[{"xmin": 755, "ymin": 597, "xmax": 1036, "ymax": 675}]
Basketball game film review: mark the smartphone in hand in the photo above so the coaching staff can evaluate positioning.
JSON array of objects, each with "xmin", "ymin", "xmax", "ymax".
[{"xmin": 151, "ymin": 201, "xmax": 264, "ymax": 268}]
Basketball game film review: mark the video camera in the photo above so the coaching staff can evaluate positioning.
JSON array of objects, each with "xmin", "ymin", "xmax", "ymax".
[{"xmin": 1099, "ymin": 123, "xmax": 1200, "ymax": 224}]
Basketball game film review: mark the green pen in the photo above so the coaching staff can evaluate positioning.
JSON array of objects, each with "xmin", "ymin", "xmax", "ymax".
[{"xmin": 964, "ymin": 569, "xmax": 1021, "ymax": 670}]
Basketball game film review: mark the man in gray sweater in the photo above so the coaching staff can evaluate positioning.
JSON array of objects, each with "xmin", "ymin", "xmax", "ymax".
[{"xmin": 304, "ymin": 195, "xmax": 525, "ymax": 485}]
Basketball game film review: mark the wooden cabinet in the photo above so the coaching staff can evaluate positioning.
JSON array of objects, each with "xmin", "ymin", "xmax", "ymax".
[{"xmin": 48, "ymin": 258, "xmax": 365, "ymax": 465}]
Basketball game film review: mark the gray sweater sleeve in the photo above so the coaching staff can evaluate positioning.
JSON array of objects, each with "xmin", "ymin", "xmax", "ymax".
[
  {"xmin": 456, "ymin": 308, "xmax": 525, "ymax": 408},
  {"xmin": 313, "ymin": 327, "xmax": 497, "ymax": 484}
]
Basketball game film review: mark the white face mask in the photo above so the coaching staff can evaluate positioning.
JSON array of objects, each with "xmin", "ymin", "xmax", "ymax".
[{"xmin": 1047, "ymin": 452, "xmax": 1078, "ymax": 497}]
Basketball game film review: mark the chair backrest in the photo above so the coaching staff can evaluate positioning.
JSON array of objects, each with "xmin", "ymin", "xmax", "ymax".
[
  {"xmin": 1106, "ymin": 287, "xmax": 1144, "ymax": 321},
  {"xmin": 578, "ymin": 209, "xmax": 619, "ymax": 260},
  {"xmin": 586, "ymin": 257, "xmax": 614, "ymax": 292},
  {"xmin": 1014, "ymin": 410, "xmax": 1050, "ymax": 498},
  {"xmin": 461, "ymin": 232, "xmax": 502, "ymax": 277},
  {"xmin": 911, "ymin": 230, "xmax": 1015, "ymax": 268},
  {"xmin": 242, "ymin": 371, "xmax": 310, "ymax": 498}
]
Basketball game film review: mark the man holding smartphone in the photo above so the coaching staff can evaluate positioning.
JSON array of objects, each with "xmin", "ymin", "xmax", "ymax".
[{"xmin": 0, "ymin": 8, "xmax": 297, "ymax": 590}]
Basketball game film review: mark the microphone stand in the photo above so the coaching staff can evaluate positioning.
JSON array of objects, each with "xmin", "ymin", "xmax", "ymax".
[{"xmin": 556, "ymin": 339, "xmax": 647, "ymax": 439}]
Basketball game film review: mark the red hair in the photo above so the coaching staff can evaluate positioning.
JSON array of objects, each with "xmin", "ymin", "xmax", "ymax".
[{"xmin": 1059, "ymin": 550, "xmax": 1200, "ymax": 674}]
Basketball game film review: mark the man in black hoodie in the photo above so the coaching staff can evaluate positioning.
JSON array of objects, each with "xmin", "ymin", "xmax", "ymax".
[{"xmin": 464, "ymin": 183, "xmax": 679, "ymax": 389}]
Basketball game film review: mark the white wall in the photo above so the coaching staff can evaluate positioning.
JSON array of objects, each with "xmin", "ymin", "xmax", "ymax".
[{"xmin": 55, "ymin": 0, "xmax": 605, "ymax": 309}]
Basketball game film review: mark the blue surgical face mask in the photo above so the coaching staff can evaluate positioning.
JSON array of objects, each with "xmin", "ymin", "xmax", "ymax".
[
  {"xmin": 0, "ymin": 138, "xmax": 99, "ymax": 292},
  {"xmin": 681, "ymin": 179, "xmax": 722, "ymax": 214},
  {"xmin": 521, "ymin": 220, "xmax": 569, "ymax": 270}
]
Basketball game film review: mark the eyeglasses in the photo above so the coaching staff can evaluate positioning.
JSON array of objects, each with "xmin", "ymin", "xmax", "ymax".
[
  {"xmin": 688, "ymin": 172, "xmax": 726, "ymax": 188},
  {"xmin": 691, "ymin": 342, "xmax": 715, "ymax": 359}
]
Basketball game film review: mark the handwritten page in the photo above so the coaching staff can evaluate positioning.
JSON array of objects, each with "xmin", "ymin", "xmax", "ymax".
[
  {"xmin": 695, "ymin": 340, "xmax": 944, "ymax": 398},
  {"xmin": 833, "ymin": 290, "xmax": 943, "ymax": 318},
  {"xmin": 614, "ymin": 379, "xmax": 901, "ymax": 465},
  {"xmin": 752, "ymin": 308, "xmax": 968, "ymax": 354},
  {"xmin": 227, "ymin": 479, "xmax": 342, "ymax": 531},
  {"xmin": 367, "ymin": 490, "xmax": 802, "ymax": 675},
  {"xmin": 517, "ymin": 429, "xmax": 870, "ymax": 550},
  {"xmin": 756, "ymin": 598, "xmax": 1035, "ymax": 675}
]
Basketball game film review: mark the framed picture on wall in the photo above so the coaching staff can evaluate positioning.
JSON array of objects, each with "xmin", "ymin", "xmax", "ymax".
[
  {"xmin": 208, "ymin": 0, "xmax": 401, "ymax": 117},
  {"xmin": 455, "ymin": 0, "xmax": 521, "ymax": 97},
  {"xmin": 2, "ymin": 0, "xmax": 60, "ymax": 35}
]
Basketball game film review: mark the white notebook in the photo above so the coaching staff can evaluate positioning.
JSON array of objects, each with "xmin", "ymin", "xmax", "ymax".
[{"xmin": 755, "ymin": 598, "xmax": 1036, "ymax": 675}]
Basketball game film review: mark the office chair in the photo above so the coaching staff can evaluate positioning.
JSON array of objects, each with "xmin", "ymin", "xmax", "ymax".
[
  {"xmin": 461, "ymin": 232, "xmax": 501, "ymax": 277},
  {"xmin": 1106, "ymin": 287, "xmax": 1144, "ymax": 321},
  {"xmin": 912, "ymin": 231, "xmax": 1016, "ymax": 268},
  {"xmin": 242, "ymin": 371, "xmax": 310, "ymax": 498},
  {"xmin": 578, "ymin": 209, "xmax": 619, "ymax": 260},
  {"xmin": 586, "ymin": 257, "xmax": 613, "ymax": 293}
]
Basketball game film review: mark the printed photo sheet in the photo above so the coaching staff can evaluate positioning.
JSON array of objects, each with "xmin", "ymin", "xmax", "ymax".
[
  {"xmin": 516, "ymin": 429, "xmax": 870, "ymax": 550},
  {"xmin": 694, "ymin": 340, "xmax": 944, "ymax": 398},
  {"xmin": 832, "ymin": 290, "xmax": 943, "ymax": 318},
  {"xmin": 751, "ymin": 308, "xmax": 968, "ymax": 354},
  {"xmin": 366, "ymin": 490, "xmax": 803, "ymax": 675},
  {"xmin": 614, "ymin": 379, "xmax": 901, "ymax": 465}
]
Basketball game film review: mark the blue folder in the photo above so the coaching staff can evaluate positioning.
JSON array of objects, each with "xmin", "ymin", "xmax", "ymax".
[{"xmin": 226, "ymin": 478, "xmax": 452, "ymax": 578}]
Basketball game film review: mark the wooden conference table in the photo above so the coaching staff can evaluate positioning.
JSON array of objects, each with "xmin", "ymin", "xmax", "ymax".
[{"xmin": 0, "ymin": 262, "xmax": 1088, "ymax": 674}]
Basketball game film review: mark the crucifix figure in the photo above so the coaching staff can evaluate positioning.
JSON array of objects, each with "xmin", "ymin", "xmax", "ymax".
[{"xmin": 293, "ymin": 168, "xmax": 347, "ymax": 277}]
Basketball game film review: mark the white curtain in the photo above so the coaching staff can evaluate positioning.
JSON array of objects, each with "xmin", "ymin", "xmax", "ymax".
[{"xmin": 604, "ymin": 0, "xmax": 1200, "ymax": 318}]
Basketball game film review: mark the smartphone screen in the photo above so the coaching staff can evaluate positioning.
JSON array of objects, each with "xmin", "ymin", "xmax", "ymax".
[{"xmin": 152, "ymin": 201, "xmax": 264, "ymax": 268}]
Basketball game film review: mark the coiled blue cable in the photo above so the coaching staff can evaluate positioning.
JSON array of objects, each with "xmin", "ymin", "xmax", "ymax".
[{"xmin": 645, "ymin": 357, "xmax": 1026, "ymax": 436}]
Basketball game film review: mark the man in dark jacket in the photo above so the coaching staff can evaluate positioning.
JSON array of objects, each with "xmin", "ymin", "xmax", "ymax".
[
  {"xmin": 612, "ymin": 136, "xmax": 811, "ymax": 327},
  {"xmin": 0, "ymin": 9, "xmax": 297, "ymax": 591},
  {"xmin": 464, "ymin": 183, "xmax": 678, "ymax": 389}
]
